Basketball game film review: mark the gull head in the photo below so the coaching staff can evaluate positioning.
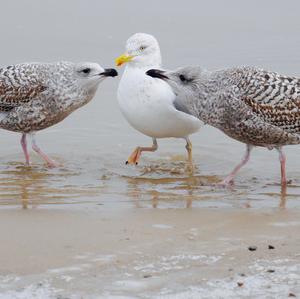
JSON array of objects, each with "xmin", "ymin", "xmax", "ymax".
[
  {"xmin": 146, "ymin": 66, "xmax": 203, "ymax": 95},
  {"xmin": 73, "ymin": 62, "xmax": 118, "ymax": 91},
  {"xmin": 115, "ymin": 33, "xmax": 162, "ymax": 68}
]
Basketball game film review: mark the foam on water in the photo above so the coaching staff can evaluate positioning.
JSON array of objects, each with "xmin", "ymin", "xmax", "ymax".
[
  {"xmin": 154, "ymin": 261, "xmax": 300, "ymax": 299},
  {"xmin": 0, "ymin": 258, "xmax": 299, "ymax": 299},
  {"xmin": 0, "ymin": 283, "xmax": 57, "ymax": 299}
]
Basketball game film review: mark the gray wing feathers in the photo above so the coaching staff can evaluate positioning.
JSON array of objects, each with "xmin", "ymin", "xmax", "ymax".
[{"xmin": 173, "ymin": 94, "xmax": 193, "ymax": 116}]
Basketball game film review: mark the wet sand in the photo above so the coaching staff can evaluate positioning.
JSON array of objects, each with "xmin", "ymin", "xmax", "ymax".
[
  {"xmin": 0, "ymin": 206, "xmax": 299, "ymax": 298},
  {"xmin": 0, "ymin": 0, "xmax": 300, "ymax": 297}
]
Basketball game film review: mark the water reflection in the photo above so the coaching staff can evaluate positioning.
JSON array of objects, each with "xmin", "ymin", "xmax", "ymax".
[
  {"xmin": 279, "ymin": 185, "xmax": 287, "ymax": 209},
  {"xmin": 0, "ymin": 157, "xmax": 297, "ymax": 210},
  {"xmin": 0, "ymin": 159, "xmax": 104, "ymax": 208}
]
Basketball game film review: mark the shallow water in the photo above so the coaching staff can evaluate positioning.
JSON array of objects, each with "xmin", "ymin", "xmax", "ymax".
[
  {"xmin": 1, "ymin": 0, "xmax": 300, "ymax": 210},
  {"xmin": 0, "ymin": 0, "xmax": 300, "ymax": 298}
]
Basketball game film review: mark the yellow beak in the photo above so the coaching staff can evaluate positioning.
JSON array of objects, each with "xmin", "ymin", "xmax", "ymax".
[{"xmin": 115, "ymin": 53, "xmax": 134, "ymax": 66}]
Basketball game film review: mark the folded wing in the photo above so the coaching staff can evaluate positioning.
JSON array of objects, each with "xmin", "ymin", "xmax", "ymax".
[
  {"xmin": 0, "ymin": 64, "xmax": 47, "ymax": 112},
  {"xmin": 232, "ymin": 67, "xmax": 300, "ymax": 133}
]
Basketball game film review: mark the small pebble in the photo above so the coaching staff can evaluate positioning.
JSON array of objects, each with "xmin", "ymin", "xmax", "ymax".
[
  {"xmin": 267, "ymin": 269, "xmax": 275, "ymax": 273},
  {"xmin": 143, "ymin": 274, "xmax": 152, "ymax": 278},
  {"xmin": 268, "ymin": 245, "xmax": 275, "ymax": 250},
  {"xmin": 237, "ymin": 282, "xmax": 244, "ymax": 287},
  {"xmin": 248, "ymin": 246, "xmax": 257, "ymax": 251},
  {"xmin": 288, "ymin": 293, "xmax": 296, "ymax": 297}
]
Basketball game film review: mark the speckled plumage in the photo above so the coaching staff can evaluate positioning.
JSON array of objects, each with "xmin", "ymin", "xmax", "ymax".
[
  {"xmin": 0, "ymin": 61, "xmax": 117, "ymax": 166},
  {"xmin": 147, "ymin": 66, "xmax": 300, "ymax": 186},
  {"xmin": 167, "ymin": 66, "xmax": 300, "ymax": 147},
  {"xmin": 0, "ymin": 62, "xmax": 99, "ymax": 133}
]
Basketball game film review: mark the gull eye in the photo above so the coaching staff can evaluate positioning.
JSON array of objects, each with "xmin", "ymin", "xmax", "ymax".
[
  {"xmin": 139, "ymin": 45, "xmax": 146, "ymax": 51},
  {"xmin": 81, "ymin": 68, "xmax": 91, "ymax": 74},
  {"xmin": 179, "ymin": 74, "xmax": 186, "ymax": 82}
]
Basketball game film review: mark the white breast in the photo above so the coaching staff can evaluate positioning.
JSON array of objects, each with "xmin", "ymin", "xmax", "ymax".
[{"xmin": 117, "ymin": 66, "xmax": 202, "ymax": 138}]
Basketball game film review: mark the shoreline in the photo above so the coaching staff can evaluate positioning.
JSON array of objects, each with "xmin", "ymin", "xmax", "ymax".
[{"xmin": 0, "ymin": 206, "xmax": 299, "ymax": 298}]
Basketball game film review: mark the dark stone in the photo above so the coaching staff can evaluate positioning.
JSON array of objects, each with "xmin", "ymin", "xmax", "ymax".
[{"xmin": 248, "ymin": 246, "xmax": 257, "ymax": 251}]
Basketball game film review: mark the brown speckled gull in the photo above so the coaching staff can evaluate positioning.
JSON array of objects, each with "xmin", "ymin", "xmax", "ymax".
[
  {"xmin": 146, "ymin": 66, "xmax": 300, "ymax": 187},
  {"xmin": 0, "ymin": 61, "xmax": 117, "ymax": 167}
]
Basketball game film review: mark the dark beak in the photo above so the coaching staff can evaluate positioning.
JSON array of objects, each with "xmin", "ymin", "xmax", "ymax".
[
  {"xmin": 100, "ymin": 68, "xmax": 118, "ymax": 77},
  {"xmin": 146, "ymin": 69, "xmax": 169, "ymax": 80}
]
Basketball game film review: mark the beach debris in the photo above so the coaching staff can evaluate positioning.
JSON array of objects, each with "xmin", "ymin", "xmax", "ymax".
[{"xmin": 248, "ymin": 246, "xmax": 257, "ymax": 251}]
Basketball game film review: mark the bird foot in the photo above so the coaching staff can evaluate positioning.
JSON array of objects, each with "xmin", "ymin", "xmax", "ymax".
[
  {"xmin": 217, "ymin": 178, "xmax": 235, "ymax": 188},
  {"xmin": 125, "ymin": 160, "xmax": 138, "ymax": 165},
  {"xmin": 185, "ymin": 164, "xmax": 194, "ymax": 175},
  {"xmin": 45, "ymin": 159, "xmax": 60, "ymax": 168},
  {"xmin": 125, "ymin": 148, "xmax": 140, "ymax": 165}
]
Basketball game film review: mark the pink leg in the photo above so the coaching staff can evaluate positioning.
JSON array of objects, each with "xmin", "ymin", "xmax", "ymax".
[
  {"xmin": 31, "ymin": 134, "xmax": 58, "ymax": 168},
  {"xmin": 20, "ymin": 134, "xmax": 30, "ymax": 165},
  {"xmin": 220, "ymin": 145, "xmax": 253, "ymax": 186},
  {"xmin": 277, "ymin": 147, "xmax": 287, "ymax": 188}
]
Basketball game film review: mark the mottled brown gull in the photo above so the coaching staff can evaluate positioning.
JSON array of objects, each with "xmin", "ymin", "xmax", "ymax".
[
  {"xmin": 147, "ymin": 66, "xmax": 300, "ymax": 188},
  {"xmin": 0, "ymin": 61, "xmax": 117, "ymax": 167}
]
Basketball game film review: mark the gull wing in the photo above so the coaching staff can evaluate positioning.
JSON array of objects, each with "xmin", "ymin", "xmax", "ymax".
[
  {"xmin": 232, "ymin": 67, "xmax": 300, "ymax": 133},
  {"xmin": 0, "ymin": 64, "xmax": 47, "ymax": 112},
  {"xmin": 173, "ymin": 95, "xmax": 193, "ymax": 115}
]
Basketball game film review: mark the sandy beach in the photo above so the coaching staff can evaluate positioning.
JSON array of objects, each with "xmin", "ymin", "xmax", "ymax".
[
  {"xmin": 0, "ymin": 0, "xmax": 300, "ymax": 298},
  {"xmin": 0, "ymin": 206, "xmax": 299, "ymax": 298}
]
